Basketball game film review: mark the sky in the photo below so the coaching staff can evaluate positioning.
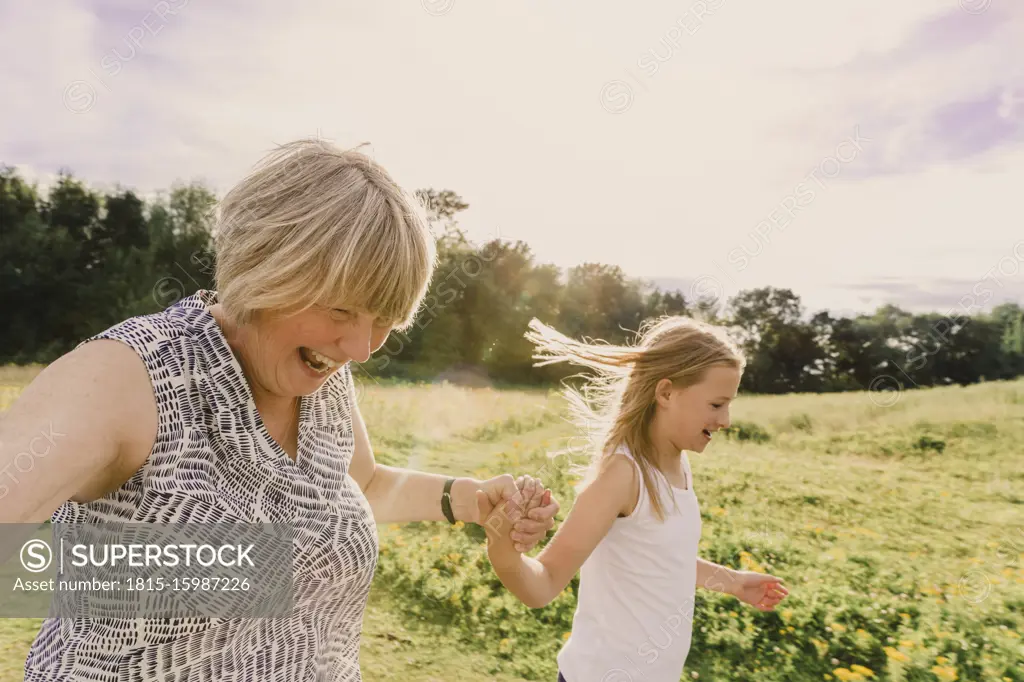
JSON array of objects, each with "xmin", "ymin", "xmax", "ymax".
[{"xmin": 2, "ymin": 0, "xmax": 1023, "ymax": 318}]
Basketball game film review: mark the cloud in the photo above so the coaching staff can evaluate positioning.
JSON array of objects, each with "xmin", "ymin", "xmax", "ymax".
[
  {"xmin": 805, "ymin": 5, "xmax": 1024, "ymax": 178},
  {"xmin": 841, "ymin": 273, "xmax": 1024, "ymax": 315},
  {"xmin": 650, "ymin": 271, "xmax": 1024, "ymax": 319},
  {"xmin": 1, "ymin": 0, "xmax": 1021, "ymax": 318}
]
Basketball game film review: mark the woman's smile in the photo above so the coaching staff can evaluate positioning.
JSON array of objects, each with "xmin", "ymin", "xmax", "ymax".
[{"xmin": 298, "ymin": 346, "xmax": 344, "ymax": 377}]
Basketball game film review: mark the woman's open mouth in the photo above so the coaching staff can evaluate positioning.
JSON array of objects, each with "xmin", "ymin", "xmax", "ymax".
[
  {"xmin": 701, "ymin": 429, "xmax": 713, "ymax": 441},
  {"xmin": 299, "ymin": 347, "xmax": 343, "ymax": 376}
]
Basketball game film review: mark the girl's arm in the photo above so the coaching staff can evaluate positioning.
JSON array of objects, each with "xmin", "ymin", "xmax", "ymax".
[
  {"xmin": 697, "ymin": 557, "xmax": 740, "ymax": 594},
  {"xmin": 698, "ymin": 559, "xmax": 790, "ymax": 610},
  {"xmin": 479, "ymin": 453, "xmax": 637, "ymax": 609}
]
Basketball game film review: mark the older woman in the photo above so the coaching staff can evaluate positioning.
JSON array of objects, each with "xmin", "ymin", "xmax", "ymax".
[{"xmin": 2, "ymin": 138, "xmax": 560, "ymax": 681}]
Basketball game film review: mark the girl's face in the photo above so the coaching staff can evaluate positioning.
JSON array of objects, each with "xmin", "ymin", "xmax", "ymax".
[
  {"xmin": 223, "ymin": 304, "xmax": 394, "ymax": 399},
  {"xmin": 655, "ymin": 365, "xmax": 742, "ymax": 454}
]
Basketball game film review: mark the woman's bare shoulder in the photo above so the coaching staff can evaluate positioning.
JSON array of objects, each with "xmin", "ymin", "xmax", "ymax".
[
  {"xmin": 69, "ymin": 339, "xmax": 160, "ymax": 497},
  {"xmin": 0, "ymin": 339, "xmax": 159, "ymax": 513}
]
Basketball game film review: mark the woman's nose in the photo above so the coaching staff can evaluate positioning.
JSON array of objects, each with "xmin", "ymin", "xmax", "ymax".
[{"xmin": 337, "ymin": 316, "xmax": 375, "ymax": 363}]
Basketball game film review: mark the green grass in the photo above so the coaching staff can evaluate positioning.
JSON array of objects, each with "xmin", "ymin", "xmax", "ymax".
[
  {"xmin": 2, "ymin": 366, "xmax": 1023, "ymax": 681},
  {"xmin": 361, "ymin": 589, "xmax": 532, "ymax": 681}
]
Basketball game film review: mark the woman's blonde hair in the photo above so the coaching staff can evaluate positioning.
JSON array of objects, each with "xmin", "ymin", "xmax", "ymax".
[
  {"xmin": 213, "ymin": 138, "xmax": 437, "ymax": 329},
  {"xmin": 526, "ymin": 316, "xmax": 745, "ymax": 521}
]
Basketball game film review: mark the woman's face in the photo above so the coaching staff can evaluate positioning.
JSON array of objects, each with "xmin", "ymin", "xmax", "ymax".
[
  {"xmin": 242, "ymin": 305, "xmax": 394, "ymax": 398},
  {"xmin": 655, "ymin": 365, "xmax": 742, "ymax": 454}
]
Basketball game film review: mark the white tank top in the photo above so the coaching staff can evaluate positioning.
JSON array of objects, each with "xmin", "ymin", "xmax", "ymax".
[{"xmin": 557, "ymin": 445, "xmax": 702, "ymax": 682}]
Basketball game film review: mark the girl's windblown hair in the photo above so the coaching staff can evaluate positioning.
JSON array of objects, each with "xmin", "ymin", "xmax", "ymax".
[{"xmin": 526, "ymin": 316, "xmax": 745, "ymax": 521}]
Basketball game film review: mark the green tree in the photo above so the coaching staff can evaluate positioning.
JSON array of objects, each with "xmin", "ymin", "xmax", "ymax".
[
  {"xmin": 727, "ymin": 287, "xmax": 823, "ymax": 393},
  {"xmin": 559, "ymin": 263, "xmax": 645, "ymax": 344}
]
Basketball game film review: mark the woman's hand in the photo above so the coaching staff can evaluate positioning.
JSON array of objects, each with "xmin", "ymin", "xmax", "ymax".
[{"xmin": 729, "ymin": 570, "xmax": 790, "ymax": 611}]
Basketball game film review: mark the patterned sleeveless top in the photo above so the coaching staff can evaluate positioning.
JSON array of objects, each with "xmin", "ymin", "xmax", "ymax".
[{"xmin": 24, "ymin": 290, "xmax": 379, "ymax": 682}]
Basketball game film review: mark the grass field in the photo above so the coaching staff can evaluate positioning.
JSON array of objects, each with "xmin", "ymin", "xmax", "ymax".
[{"xmin": 1, "ymin": 365, "xmax": 1022, "ymax": 681}]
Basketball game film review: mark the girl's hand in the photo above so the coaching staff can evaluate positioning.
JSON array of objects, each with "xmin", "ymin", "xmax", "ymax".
[
  {"xmin": 729, "ymin": 571, "xmax": 789, "ymax": 611},
  {"xmin": 510, "ymin": 476, "xmax": 558, "ymax": 553},
  {"xmin": 474, "ymin": 475, "xmax": 559, "ymax": 553}
]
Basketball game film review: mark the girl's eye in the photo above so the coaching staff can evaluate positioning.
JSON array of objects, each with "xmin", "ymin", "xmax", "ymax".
[
  {"xmin": 331, "ymin": 308, "xmax": 354, "ymax": 320},
  {"xmin": 711, "ymin": 403, "xmax": 723, "ymax": 409}
]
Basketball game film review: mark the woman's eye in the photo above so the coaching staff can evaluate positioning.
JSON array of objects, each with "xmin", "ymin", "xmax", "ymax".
[
  {"xmin": 711, "ymin": 403, "xmax": 722, "ymax": 409},
  {"xmin": 331, "ymin": 308, "xmax": 353, "ymax": 320}
]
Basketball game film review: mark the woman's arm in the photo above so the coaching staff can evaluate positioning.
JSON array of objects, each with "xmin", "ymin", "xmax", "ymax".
[
  {"xmin": 0, "ymin": 340, "xmax": 156, "ymax": 524},
  {"xmin": 479, "ymin": 452, "xmax": 636, "ymax": 609},
  {"xmin": 360, "ymin": 463, "xmax": 498, "ymax": 524},
  {"xmin": 347, "ymin": 392, "xmax": 557, "ymax": 542}
]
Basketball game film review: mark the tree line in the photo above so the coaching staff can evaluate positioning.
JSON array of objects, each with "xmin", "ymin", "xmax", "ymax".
[{"xmin": 2, "ymin": 168, "xmax": 1022, "ymax": 394}]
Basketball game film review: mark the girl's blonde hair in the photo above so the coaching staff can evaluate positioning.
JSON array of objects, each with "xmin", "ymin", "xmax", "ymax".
[
  {"xmin": 526, "ymin": 316, "xmax": 745, "ymax": 521},
  {"xmin": 214, "ymin": 138, "xmax": 437, "ymax": 329}
]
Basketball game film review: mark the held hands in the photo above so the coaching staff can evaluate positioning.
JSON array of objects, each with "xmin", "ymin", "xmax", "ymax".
[
  {"xmin": 474, "ymin": 474, "xmax": 559, "ymax": 553},
  {"xmin": 729, "ymin": 571, "xmax": 790, "ymax": 612}
]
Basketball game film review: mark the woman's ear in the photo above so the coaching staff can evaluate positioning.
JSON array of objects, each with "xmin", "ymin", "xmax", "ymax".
[{"xmin": 654, "ymin": 378, "xmax": 674, "ymax": 408}]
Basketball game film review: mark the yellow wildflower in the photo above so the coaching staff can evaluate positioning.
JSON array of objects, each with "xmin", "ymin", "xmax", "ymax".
[
  {"xmin": 931, "ymin": 666, "xmax": 958, "ymax": 681},
  {"xmin": 884, "ymin": 647, "xmax": 909, "ymax": 663}
]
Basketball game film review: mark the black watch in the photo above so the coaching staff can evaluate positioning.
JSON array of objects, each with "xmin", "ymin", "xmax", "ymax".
[{"xmin": 441, "ymin": 477, "xmax": 457, "ymax": 524}]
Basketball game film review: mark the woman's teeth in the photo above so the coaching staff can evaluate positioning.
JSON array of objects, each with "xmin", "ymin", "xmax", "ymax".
[
  {"xmin": 702, "ymin": 429, "xmax": 712, "ymax": 439},
  {"xmin": 301, "ymin": 347, "xmax": 342, "ymax": 374}
]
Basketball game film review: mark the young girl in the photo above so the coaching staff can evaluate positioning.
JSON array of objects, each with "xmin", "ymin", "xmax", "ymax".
[{"xmin": 478, "ymin": 316, "xmax": 790, "ymax": 682}]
